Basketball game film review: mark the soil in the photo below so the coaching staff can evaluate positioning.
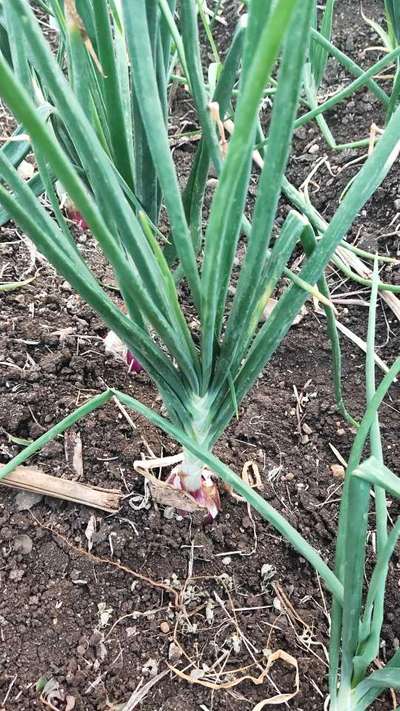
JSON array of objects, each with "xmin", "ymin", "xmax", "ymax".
[{"xmin": 1, "ymin": 1, "xmax": 400, "ymax": 710}]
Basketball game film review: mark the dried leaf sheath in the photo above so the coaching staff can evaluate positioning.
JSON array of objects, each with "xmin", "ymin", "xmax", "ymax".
[{"xmin": 0, "ymin": 464, "xmax": 121, "ymax": 512}]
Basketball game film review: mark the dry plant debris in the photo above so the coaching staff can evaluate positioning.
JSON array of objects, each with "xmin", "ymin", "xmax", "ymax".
[
  {"xmin": 166, "ymin": 574, "xmax": 300, "ymax": 706},
  {"xmin": 0, "ymin": 464, "xmax": 121, "ymax": 512}
]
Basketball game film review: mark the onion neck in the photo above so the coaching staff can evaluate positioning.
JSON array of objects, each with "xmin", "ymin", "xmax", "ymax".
[{"xmin": 180, "ymin": 394, "xmax": 212, "ymax": 492}]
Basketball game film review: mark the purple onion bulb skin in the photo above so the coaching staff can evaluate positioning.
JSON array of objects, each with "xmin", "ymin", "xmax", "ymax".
[
  {"xmin": 126, "ymin": 351, "xmax": 144, "ymax": 374},
  {"xmin": 67, "ymin": 209, "xmax": 89, "ymax": 232},
  {"xmin": 167, "ymin": 467, "xmax": 221, "ymax": 521}
]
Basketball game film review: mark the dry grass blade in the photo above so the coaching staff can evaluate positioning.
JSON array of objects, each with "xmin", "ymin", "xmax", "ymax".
[
  {"xmin": 378, "ymin": 289, "xmax": 400, "ymax": 320},
  {"xmin": 336, "ymin": 244, "xmax": 400, "ymax": 320},
  {"xmin": 273, "ymin": 583, "xmax": 329, "ymax": 666},
  {"xmin": 0, "ymin": 133, "xmax": 30, "ymax": 141},
  {"xmin": 64, "ymin": 430, "xmax": 84, "ymax": 478},
  {"xmin": 168, "ymin": 573, "xmax": 299, "ymax": 703},
  {"xmin": 329, "ymin": 443, "xmax": 348, "ymax": 468},
  {"xmin": 0, "ymin": 275, "xmax": 37, "ymax": 291},
  {"xmin": 119, "ymin": 669, "xmax": 170, "ymax": 710},
  {"xmin": 133, "ymin": 453, "xmax": 184, "ymax": 469},
  {"xmin": 262, "ymin": 298, "xmax": 308, "ymax": 324},
  {"xmin": 321, "ymin": 313, "xmax": 391, "ymax": 374}
]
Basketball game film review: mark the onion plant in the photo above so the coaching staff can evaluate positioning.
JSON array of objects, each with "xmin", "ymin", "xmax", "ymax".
[
  {"xmin": 3, "ymin": 259, "xmax": 400, "ymax": 711},
  {"xmin": 0, "ymin": 0, "xmax": 175, "ymax": 226},
  {"xmin": 304, "ymin": 0, "xmax": 337, "ymax": 147},
  {"xmin": 362, "ymin": 0, "xmax": 400, "ymax": 122},
  {"xmin": 298, "ymin": 0, "xmax": 389, "ymax": 149},
  {"xmin": 168, "ymin": 278, "xmax": 400, "ymax": 710},
  {"xmin": 297, "ymin": 0, "xmax": 400, "ymax": 147},
  {"xmin": 386, "ymin": 0, "xmax": 400, "ymax": 47},
  {"xmin": 1, "ymin": 5, "xmax": 400, "ymax": 703},
  {"xmin": 362, "ymin": 0, "xmax": 400, "ymax": 55},
  {"xmin": 1, "ymin": 0, "xmax": 400, "ymax": 517},
  {"xmin": 327, "ymin": 264, "xmax": 400, "ymax": 709}
]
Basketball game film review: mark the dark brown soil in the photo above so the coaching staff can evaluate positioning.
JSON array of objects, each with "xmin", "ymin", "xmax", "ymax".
[{"xmin": 1, "ymin": 1, "xmax": 400, "ymax": 709}]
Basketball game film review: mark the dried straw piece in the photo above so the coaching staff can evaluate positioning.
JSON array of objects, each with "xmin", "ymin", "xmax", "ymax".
[{"xmin": 0, "ymin": 464, "xmax": 121, "ymax": 512}]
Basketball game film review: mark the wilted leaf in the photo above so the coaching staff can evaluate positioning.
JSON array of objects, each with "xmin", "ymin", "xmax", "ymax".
[
  {"xmin": 252, "ymin": 650, "xmax": 299, "ymax": 708},
  {"xmin": 72, "ymin": 433, "xmax": 83, "ymax": 478},
  {"xmin": 14, "ymin": 534, "xmax": 33, "ymax": 555},
  {"xmin": 17, "ymin": 160, "xmax": 34, "ymax": 180}
]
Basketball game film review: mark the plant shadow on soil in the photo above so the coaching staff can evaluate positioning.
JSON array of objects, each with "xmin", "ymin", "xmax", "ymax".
[{"xmin": 1, "ymin": 1, "xmax": 400, "ymax": 709}]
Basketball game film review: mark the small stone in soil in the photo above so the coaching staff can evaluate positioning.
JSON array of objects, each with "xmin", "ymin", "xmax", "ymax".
[
  {"xmin": 241, "ymin": 515, "xmax": 253, "ymax": 529},
  {"xmin": 96, "ymin": 641, "xmax": 107, "ymax": 661},
  {"xmin": 330, "ymin": 464, "xmax": 345, "ymax": 479},
  {"xmin": 89, "ymin": 631, "xmax": 103, "ymax": 647},
  {"xmin": 163, "ymin": 506, "xmax": 175, "ymax": 520},
  {"xmin": 13, "ymin": 534, "xmax": 33, "ymax": 554},
  {"xmin": 168, "ymin": 642, "xmax": 182, "ymax": 661},
  {"xmin": 15, "ymin": 491, "xmax": 43, "ymax": 511},
  {"xmin": 284, "ymin": 472, "xmax": 295, "ymax": 481}
]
